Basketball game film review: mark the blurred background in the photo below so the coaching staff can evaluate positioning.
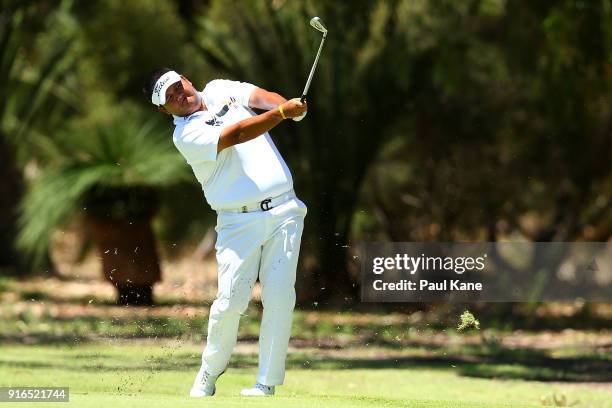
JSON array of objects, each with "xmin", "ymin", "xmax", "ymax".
[{"xmin": 0, "ymin": 1, "xmax": 611, "ymax": 404}]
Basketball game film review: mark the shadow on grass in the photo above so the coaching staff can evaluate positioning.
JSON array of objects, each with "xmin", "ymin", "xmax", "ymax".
[
  {"xmin": 1, "ymin": 346, "xmax": 610, "ymax": 383},
  {"xmin": 0, "ymin": 314, "xmax": 211, "ymax": 344},
  {"xmin": 458, "ymin": 361, "xmax": 611, "ymax": 382},
  {"xmin": 16, "ymin": 290, "xmax": 213, "ymax": 307},
  {"xmin": 0, "ymin": 311, "xmax": 425, "ymax": 349},
  {"xmin": 454, "ymin": 344, "xmax": 612, "ymax": 382}
]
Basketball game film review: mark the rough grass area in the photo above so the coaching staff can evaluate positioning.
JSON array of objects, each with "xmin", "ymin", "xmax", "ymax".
[{"xmin": 1, "ymin": 343, "xmax": 611, "ymax": 408}]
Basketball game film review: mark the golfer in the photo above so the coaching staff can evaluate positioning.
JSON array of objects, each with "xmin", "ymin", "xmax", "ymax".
[{"xmin": 144, "ymin": 69, "xmax": 308, "ymax": 397}]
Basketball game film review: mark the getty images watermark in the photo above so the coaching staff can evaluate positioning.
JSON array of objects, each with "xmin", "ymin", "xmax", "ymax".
[{"xmin": 360, "ymin": 242, "xmax": 612, "ymax": 302}]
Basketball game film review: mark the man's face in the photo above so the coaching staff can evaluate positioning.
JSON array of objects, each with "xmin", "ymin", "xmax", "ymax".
[{"xmin": 160, "ymin": 76, "xmax": 202, "ymax": 116}]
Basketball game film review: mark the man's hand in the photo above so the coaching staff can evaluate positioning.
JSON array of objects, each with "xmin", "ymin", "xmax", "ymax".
[{"xmin": 279, "ymin": 98, "xmax": 307, "ymax": 120}]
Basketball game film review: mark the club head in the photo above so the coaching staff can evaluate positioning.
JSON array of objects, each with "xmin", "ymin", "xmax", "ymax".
[{"xmin": 310, "ymin": 16, "xmax": 327, "ymax": 34}]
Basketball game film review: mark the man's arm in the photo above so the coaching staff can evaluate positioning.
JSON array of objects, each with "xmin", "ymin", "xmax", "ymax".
[
  {"xmin": 217, "ymin": 98, "xmax": 306, "ymax": 153},
  {"xmin": 248, "ymin": 87, "xmax": 287, "ymax": 110}
]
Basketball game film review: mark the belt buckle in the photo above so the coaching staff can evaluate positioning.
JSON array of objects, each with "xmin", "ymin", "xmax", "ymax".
[{"xmin": 260, "ymin": 198, "xmax": 272, "ymax": 211}]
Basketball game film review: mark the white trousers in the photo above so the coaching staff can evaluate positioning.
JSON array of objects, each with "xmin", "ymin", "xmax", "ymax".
[{"xmin": 199, "ymin": 196, "xmax": 306, "ymax": 386}]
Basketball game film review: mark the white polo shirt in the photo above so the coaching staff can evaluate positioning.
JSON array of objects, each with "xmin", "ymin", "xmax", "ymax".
[{"xmin": 172, "ymin": 79, "xmax": 293, "ymax": 211}]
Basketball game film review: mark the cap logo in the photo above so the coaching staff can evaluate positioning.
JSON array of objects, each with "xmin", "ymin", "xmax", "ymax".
[{"xmin": 151, "ymin": 70, "xmax": 181, "ymax": 106}]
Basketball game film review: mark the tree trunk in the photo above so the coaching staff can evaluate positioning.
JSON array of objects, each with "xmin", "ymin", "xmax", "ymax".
[
  {"xmin": 0, "ymin": 134, "xmax": 23, "ymax": 271},
  {"xmin": 87, "ymin": 215, "xmax": 161, "ymax": 306}
]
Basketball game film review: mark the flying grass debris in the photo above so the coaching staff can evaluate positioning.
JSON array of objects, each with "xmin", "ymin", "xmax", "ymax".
[{"xmin": 457, "ymin": 310, "xmax": 480, "ymax": 332}]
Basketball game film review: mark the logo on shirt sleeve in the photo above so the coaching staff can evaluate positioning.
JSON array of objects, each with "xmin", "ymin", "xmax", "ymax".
[{"xmin": 205, "ymin": 116, "xmax": 223, "ymax": 126}]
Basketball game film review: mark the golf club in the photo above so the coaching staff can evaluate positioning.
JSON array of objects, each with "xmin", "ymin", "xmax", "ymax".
[{"xmin": 301, "ymin": 16, "xmax": 327, "ymax": 103}]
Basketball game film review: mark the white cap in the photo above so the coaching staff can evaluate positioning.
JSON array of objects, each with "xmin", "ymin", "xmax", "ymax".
[{"xmin": 151, "ymin": 70, "xmax": 181, "ymax": 106}]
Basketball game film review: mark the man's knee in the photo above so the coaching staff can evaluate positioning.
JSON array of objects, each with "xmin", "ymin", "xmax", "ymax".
[
  {"xmin": 211, "ymin": 295, "xmax": 250, "ymax": 316},
  {"xmin": 262, "ymin": 287, "xmax": 296, "ymax": 311}
]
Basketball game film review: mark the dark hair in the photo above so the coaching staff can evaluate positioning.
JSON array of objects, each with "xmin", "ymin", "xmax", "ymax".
[{"xmin": 143, "ymin": 67, "xmax": 172, "ymax": 101}]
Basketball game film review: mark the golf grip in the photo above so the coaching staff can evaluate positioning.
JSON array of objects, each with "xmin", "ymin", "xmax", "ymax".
[{"xmin": 300, "ymin": 95, "xmax": 307, "ymax": 103}]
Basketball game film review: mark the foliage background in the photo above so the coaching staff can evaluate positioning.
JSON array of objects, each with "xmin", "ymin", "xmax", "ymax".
[{"xmin": 0, "ymin": 0, "xmax": 610, "ymax": 305}]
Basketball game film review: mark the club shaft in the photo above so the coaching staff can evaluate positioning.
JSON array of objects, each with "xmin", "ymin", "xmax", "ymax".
[{"xmin": 301, "ymin": 33, "xmax": 326, "ymax": 102}]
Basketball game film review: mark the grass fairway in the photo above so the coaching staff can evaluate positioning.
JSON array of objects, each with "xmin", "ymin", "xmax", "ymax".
[{"xmin": 1, "ymin": 343, "xmax": 610, "ymax": 408}]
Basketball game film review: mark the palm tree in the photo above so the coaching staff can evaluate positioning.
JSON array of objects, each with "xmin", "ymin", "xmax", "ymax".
[{"xmin": 17, "ymin": 104, "xmax": 190, "ymax": 305}]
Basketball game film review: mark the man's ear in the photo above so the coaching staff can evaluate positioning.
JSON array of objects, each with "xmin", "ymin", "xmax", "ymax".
[{"xmin": 157, "ymin": 105, "xmax": 169, "ymax": 114}]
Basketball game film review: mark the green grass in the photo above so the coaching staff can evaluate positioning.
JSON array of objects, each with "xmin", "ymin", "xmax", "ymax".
[
  {"xmin": 0, "ymin": 343, "xmax": 610, "ymax": 408},
  {"xmin": 1, "ymin": 277, "xmax": 611, "ymax": 406}
]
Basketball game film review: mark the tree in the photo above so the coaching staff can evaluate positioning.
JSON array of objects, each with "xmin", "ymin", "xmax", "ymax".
[
  {"xmin": 349, "ymin": 0, "xmax": 612, "ymax": 319},
  {"xmin": 355, "ymin": 0, "xmax": 612, "ymax": 245},
  {"xmin": 17, "ymin": 104, "xmax": 191, "ymax": 304}
]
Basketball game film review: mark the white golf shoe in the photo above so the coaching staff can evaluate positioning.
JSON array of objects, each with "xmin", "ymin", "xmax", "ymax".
[
  {"xmin": 189, "ymin": 368, "xmax": 223, "ymax": 397},
  {"xmin": 240, "ymin": 383, "xmax": 275, "ymax": 397}
]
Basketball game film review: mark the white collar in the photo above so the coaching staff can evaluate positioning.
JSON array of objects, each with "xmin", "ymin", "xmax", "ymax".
[{"xmin": 172, "ymin": 110, "xmax": 210, "ymax": 125}]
